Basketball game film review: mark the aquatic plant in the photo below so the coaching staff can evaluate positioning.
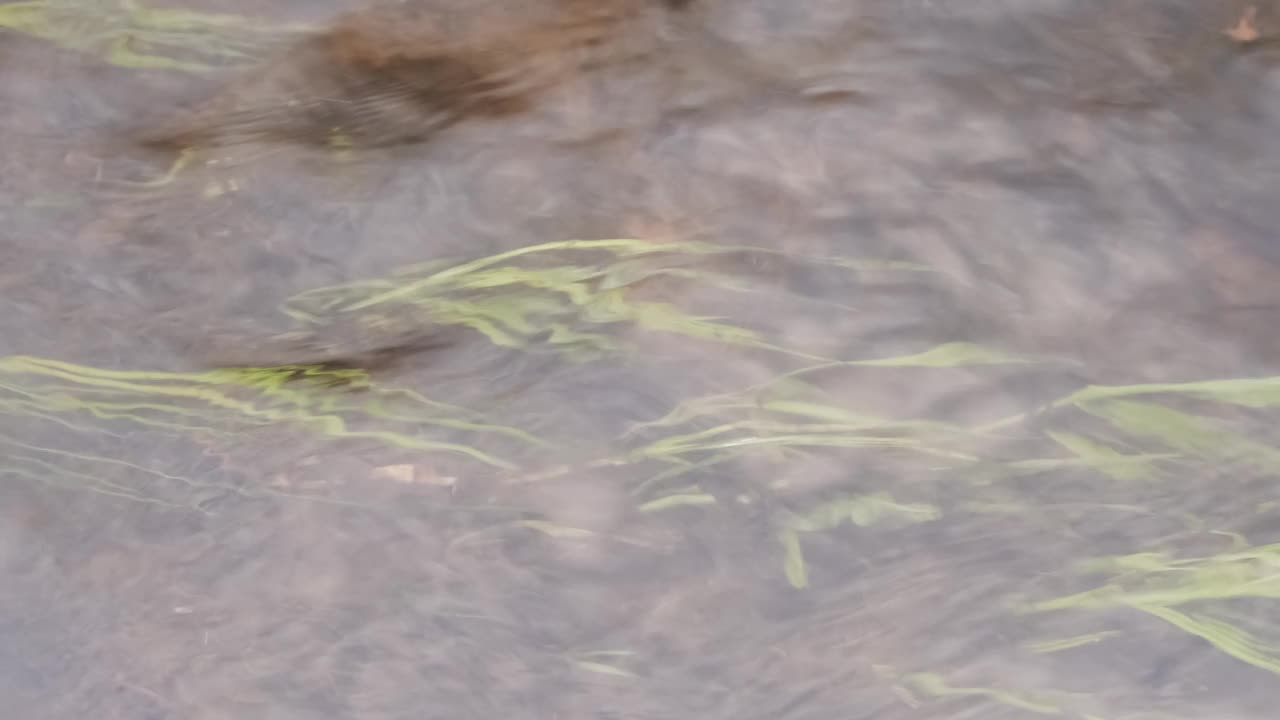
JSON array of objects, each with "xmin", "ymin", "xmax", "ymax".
[{"xmin": 0, "ymin": 0, "xmax": 307, "ymax": 71}]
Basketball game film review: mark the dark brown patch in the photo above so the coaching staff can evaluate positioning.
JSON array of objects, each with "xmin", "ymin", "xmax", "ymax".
[{"xmin": 139, "ymin": 0, "xmax": 692, "ymax": 150}]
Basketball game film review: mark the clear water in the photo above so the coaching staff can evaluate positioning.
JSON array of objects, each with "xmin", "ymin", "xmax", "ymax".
[{"xmin": 3, "ymin": 1, "xmax": 1280, "ymax": 718}]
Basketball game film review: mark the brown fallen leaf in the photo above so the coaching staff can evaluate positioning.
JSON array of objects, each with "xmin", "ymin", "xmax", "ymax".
[
  {"xmin": 1225, "ymin": 6, "xmax": 1261, "ymax": 44},
  {"xmin": 372, "ymin": 464, "xmax": 416, "ymax": 484},
  {"xmin": 372, "ymin": 463, "xmax": 457, "ymax": 487}
]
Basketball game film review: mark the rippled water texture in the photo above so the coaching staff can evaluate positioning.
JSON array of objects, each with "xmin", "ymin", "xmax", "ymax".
[{"xmin": 4, "ymin": 1, "xmax": 1280, "ymax": 718}]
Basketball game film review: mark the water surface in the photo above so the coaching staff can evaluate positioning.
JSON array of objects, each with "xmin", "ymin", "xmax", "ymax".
[{"xmin": 4, "ymin": 2, "xmax": 1280, "ymax": 718}]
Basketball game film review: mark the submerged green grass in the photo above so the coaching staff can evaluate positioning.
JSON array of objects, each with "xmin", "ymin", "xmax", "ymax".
[
  {"xmin": 1027, "ymin": 543, "xmax": 1280, "ymax": 676},
  {"xmin": 279, "ymin": 238, "xmax": 921, "ymax": 362},
  {"xmin": 0, "ymin": 0, "xmax": 308, "ymax": 71},
  {"xmin": 0, "ymin": 351, "xmax": 544, "ymax": 512},
  {"xmin": 6, "ymin": 233, "xmax": 1280, "ymax": 707}
]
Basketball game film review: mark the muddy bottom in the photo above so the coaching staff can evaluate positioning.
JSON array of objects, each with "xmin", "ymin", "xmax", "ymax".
[{"xmin": 4, "ymin": 1, "xmax": 1280, "ymax": 718}]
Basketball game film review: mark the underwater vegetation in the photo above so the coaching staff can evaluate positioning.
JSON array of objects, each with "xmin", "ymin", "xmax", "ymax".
[{"xmin": 7, "ymin": 234, "xmax": 1280, "ymax": 699}]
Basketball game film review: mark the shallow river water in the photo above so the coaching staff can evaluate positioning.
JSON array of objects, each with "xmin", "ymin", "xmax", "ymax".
[{"xmin": 4, "ymin": 2, "xmax": 1280, "ymax": 718}]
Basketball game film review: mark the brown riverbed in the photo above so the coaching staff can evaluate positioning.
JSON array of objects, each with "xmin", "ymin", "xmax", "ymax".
[{"xmin": 4, "ymin": 2, "xmax": 1280, "ymax": 718}]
